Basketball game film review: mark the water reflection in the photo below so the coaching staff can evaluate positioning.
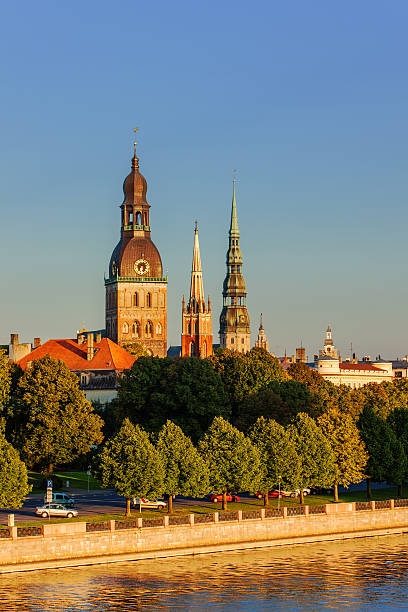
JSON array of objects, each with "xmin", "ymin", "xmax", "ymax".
[{"xmin": 1, "ymin": 535, "xmax": 408, "ymax": 610}]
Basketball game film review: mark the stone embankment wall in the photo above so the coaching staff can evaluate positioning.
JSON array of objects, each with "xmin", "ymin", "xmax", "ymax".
[{"xmin": 1, "ymin": 500, "xmax": 408, "ymax": 573}]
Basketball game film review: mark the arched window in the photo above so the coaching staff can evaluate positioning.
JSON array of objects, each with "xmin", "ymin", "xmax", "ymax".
[
  {"xmin": 156, "ymin": 322, "xmax": 162, "ymax": 335},
  {"xmin": 133, "ymin": 292, "xmax": 139, "ymax": 307},
  {"xmin": 202, "ymin": 341, "xmax": 207, "ymax": 358},
  {"xmin": 132, "ymin": 321, "xmax": 140, "ymax": 338},
  {"xmin": 122, "ymin": 322, "xmax": 129, "ymax": 334},
  {"xmin": 145, "ymin": 321, "xmax": 153, "ymax": 337},
  {"xmin": 190, "ymin": 341, "xmax": 196, "ymax": 356},
  {"xmin": 146, "ymin": 293, "xmax": 152, "ymax": 308},
  {"xmin": 129, "ymin": 210, "xmax": 133, "ymax": 224},
  {"xmin": 136, "ymin": 211, "xmax": 142, "ymax": 225},
  {"xmin": 187, "ymin": 322, "xmax": 191, "ymax": 334}
]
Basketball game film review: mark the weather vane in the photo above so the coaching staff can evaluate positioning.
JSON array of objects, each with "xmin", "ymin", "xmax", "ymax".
[
  {"xmin": 232, "ymin": 168, "xmax": 238, "ymax": 183},
  {"xmin": 133, "ymin": 127, "xmax": 139, "ymax": 154}
]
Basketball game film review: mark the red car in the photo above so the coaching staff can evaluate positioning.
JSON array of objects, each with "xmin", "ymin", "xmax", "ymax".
[
  {"xmin": 206, "ymin": 493, "xmax": 240, "ymax": 503},
  {"xmin": 255, "ymin": 490, "xmax": 282, "ymax": 499}
]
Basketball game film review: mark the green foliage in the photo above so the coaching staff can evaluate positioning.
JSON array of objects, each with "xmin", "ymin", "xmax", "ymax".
[
  {"xmin": 0, "ymin": 427, "xmax": 31, "ymax": 508},
  {"xmin": 96, "ymin": 418, "xmax": 164, "ymax": 499},
  {"xmin": 235, "ymin": 389, "xmax": 290, "ymax": 431},
  {"xmin": 249, "ymin": 417, "xmax": 301, "ymax": 491},
  {"xmin": 156, "ymin": 420, "xmax": 208, "ymax": 497},
  {"xmin": 198, "ymin": 416, "xmax": 262, "ymax": 493},
  {"xmin": 208, "ymin": 347, "xmax": 286, "ymax": 419},
  {"xmin": 358, "ymin": 405, "xmax": 407, "ymax": 485},
  {"xmin": 115, "ymin": 356, "xmax": 229, "ymax": 441},
  {"xmin": 286, "ymin": 363, "xmax": 338, "ymax": 417},
  {"xmin": 318, "ymin": 408, "xmax": 368, "ymax": 488},
  {"xmin": 359, "ymin": 380, "xmax": 408, "ymax": 420},
  {"xmin": 0, "ymin": 349, "xmax": 12, "ymax": 409},
  {"xmin": 121, "ymin": 342, "xmax": 149, "ymax": 358},
  {"xmin": 7, "ymin": 356, "xmax": 104, "ymax": 472},
  {"xmin": 288, "ymin": 413, "xmax": 336, "ymax": 488}
]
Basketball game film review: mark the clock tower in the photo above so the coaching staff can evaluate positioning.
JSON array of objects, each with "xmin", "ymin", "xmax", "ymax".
[{"xmin": 105, "ymin": 136, "xmax": 167, "ymax": 357}]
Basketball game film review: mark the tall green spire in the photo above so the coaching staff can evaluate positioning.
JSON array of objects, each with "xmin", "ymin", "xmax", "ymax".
[{"xmin": 229, "ymin": 178, "xmax": 240, "ymax": 236}]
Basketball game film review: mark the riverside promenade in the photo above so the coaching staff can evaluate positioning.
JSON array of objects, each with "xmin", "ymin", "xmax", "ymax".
[{"xmin": 1, "ymin": 499, "xmax": 408, "ymax": 573}]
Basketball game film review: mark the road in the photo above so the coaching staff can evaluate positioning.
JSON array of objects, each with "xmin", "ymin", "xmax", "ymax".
[{"xmin": 0, "ymin": 491, "xmax": 241, "ymax": 523}]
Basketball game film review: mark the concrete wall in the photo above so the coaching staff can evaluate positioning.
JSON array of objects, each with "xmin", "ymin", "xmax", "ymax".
[{"xmin": 2, "ymin": 503, "xmax": 408, "ymax": 574}]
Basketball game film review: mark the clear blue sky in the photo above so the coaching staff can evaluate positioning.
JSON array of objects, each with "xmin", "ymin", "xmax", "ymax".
[{"xmin": 1, "ymin": 1, "xmax": 407, "ymax": 359}]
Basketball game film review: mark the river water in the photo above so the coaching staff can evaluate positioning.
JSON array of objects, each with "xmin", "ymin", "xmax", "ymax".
[{"xmin": 1, "ymin": 535, "xmax": 408, "ymax": 610}]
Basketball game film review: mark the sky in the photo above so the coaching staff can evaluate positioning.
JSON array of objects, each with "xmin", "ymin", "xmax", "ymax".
[{"xmin": 1, "ymin": 1, "xmax": 407, "ymax": 359}]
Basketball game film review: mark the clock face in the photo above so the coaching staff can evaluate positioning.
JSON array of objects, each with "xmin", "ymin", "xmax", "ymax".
[{"xmin": 134, "ymin": 259, "xmax": 150, "ymax": 276}]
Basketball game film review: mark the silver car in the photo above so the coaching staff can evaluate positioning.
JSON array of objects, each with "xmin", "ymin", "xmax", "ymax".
[{"xmin": 35, "ymin": 503, "xmax": 78, "ymax": 518}]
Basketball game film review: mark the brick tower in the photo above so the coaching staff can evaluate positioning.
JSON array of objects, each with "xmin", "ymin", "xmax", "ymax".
[
  {"xmin": 105, "ymin": 135, "xmax": 167, "ymax": 357},
  {"xmin": 181, "ymin": 223, "xmax": 213, "ymax": 357},
  {"xmin": 219, "ymin": 178, "xmax": 251, "ymax": 352}
]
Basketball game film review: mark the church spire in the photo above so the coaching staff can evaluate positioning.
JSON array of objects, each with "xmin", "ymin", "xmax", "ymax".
[
  {"xmin": 189, "ymin": 221, "xmax": 205, "ymax": 307},
  {"xmin": 230, "ymin": 178, "xmax": 240, "ymax": 236}
]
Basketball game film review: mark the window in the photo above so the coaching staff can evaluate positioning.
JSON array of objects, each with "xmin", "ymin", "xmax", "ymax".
[
  {"xmin": 132, "ymin": 321, "xmax": 140, "ymax": 337},
  {"xmin": 122, "ymin": 322, "xmax": 129, "ymax": 334},
  {"xmin": 145, "ymin": 321, "xmax": 153, "ymax": 337},
  {"xmin": 190, "ymin": 341, "xmax": 196, "ymax": 356},
  {"xmin": 146, "ymin": 293, "xmax": 152, "ymax": 308},
  {"xmin": 231, "ymin": 338, "xmax": 234, "ymax": 344},
  {"xmin": 241, "ymin": 338, "xmax": 244, "ymax": 344},
  {"xmin": 136, "ymin": 211, "xmax": 142, "ymax": 225},
  {"xmin": 156, "ymin": 322, "xmax": 162, "ymax": 335},
  {"xmin": 202, "ymin": 341, "xmax": 207, "ymax": 358},
  {"xmin": 133, "ymin": 292, "xmax": 139, "ymax": 307}
]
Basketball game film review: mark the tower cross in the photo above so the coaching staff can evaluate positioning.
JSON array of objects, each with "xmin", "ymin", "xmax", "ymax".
[{"xmin": 133, "ymin": 127, "xmax": 139, "ymax": 154}]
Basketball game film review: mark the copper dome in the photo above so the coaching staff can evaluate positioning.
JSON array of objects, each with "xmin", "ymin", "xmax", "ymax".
[
  {"xmin": 109, "ymin": 236, "xmax": 163, "ymax": 278},
  {"xmin": 123, "ymin": 155, "xmax": 148, "ymax": 205}
]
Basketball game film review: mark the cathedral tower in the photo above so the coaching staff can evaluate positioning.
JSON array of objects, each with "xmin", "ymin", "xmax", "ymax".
[
  {"xmin": 181, "ymin": 223, "xmax": 213, "ymax": 357},
  {"xmin": 219, "ymin": 179, "xmax": 250, "ymax": 352},
  {"xmin": 105, "ymin": 134, "xmax": 167, "ymax": 357}
]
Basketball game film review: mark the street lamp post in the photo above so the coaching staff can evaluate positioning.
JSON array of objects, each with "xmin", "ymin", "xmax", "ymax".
[{"xmin": 278, "ymin": 475, "xmax": 281, "ymax": 510}]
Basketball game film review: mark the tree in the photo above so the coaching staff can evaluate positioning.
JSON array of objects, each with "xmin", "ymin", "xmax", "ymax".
[
  {"xmin": 208, "ymin": 347, "xmax": 286, "ymax": 420},
  {"xmin": 249, "ymin": 417, "xmax": 301, "ymax": 505},
  {"xmin": 0, "ymin": 349, "xmax": 12, "ymax": 409},
  {"xmin": 235, "ymin": 389, "xmax": 291, "ymax": 432},
  {"xmin": 358, "ymin": 406, "xmax": 407, "ymax": 499},
  {"xmin": 121, "ymin": 342, "xmax": 149, "ymax": 359},
  {"xmin": 115, "ymin": 356, "xmax": 229, "ymax": 441},
  {"xmin": 7, "ymin": 356, "xmax": 104, "ymax": 473},
  {"xmin": 0, "ymin": 426, "xmax": 31, "ymax": 509},
  {"xmin": 318, "ymin": 408, "xmax": 368, "ymax": 501},
  {"xmin": 156, "ymin": 420, "xmax": 208, "ymax": 513},
  {"xmin": 198, "ymin": 416, "xmax": 262, "ymax": 510},
  {"xmin": 286, "ymin": 363, "xmax": 339, "ymax": 417},
  {"xmin": 359, "ymin": 380, "xmax": 408, "ymax": 420},
  {"xmin": 388, "ymin": 408, "xmax": 408, "ymax": 496},
  {"xmin": 287, "ymin": 413, "xmax": 336, "ymax": 504},
  {"xmin": 96, "ymin": 419, "xmax": 164, "ymax": 516}
]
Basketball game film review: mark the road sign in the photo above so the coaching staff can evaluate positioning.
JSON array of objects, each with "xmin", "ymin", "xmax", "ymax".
[
  {"xmin": 47, "ymin": 480, "xmax": 53, "ymax": 488},
  {"xmin": 46, "ymin": 488, "xmax": 52, "ymax": 503}
]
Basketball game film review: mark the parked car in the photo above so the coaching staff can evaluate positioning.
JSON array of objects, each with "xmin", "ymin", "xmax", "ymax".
[
  {"xmin": 36, "ymin": 503, "xmax": 78, "ymax": 518},
  {"xmin": 132, "ymin": 497, "xmax": 166, "ymax": 509},
  {"xmin": 255, "ymin": 490, "xmax": 282, "ymax": 499},
  {"xmin": 280, "ymin": 488, "xmax": 311, "ymax": 498},
  {"xmin": 42, "ymin": 492, "xmax": 75, "ymax": 507},
  {"xmin": 309, "ymin": 486, "xmax": 334, "ymax": 495},
  {"xmin": 206, "ymin": 493, "xmax": 240, "ymax": 503}
]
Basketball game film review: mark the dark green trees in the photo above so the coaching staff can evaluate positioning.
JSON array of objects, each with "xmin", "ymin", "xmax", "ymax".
[{"xmin": 0, "ymin": 427, "xmax": 31, "ymax": 509}]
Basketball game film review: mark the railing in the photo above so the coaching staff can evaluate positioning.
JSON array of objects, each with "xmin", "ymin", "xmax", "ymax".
[
  {"xmin": 86, "ymin": 522, "xmax": 109, "ymax": 532},
  {"xmin": 17, "ymin": 526, "xmax": 42, "ymax": 537},
  {"xmin": 7, "ymin": 498, "xmax": 408, "ymax": 539},
  {"xmin": 375, "ymin": 500, "xmax": 392, "ymax": 510},
  {"xmin": 356, "ymin": 501, "xmax": 371, "ymax": 511},
  {"xmin": 123, "ymin": 225, "xmax": 150, "ymax": 231},
  {"xmin": 105, "ymin": 275, "xmax": 168, "ymax": 285},
  {"xmin": 169, "ymin": 515, "xmax": 190, "ymax": 526},
  {"xmin": 194, "ymin": 513, "xmax": 214, "ymax": 524},
  {"xmin": 309, "ymin": 505, "xmax": 326, "ymax": 515}
]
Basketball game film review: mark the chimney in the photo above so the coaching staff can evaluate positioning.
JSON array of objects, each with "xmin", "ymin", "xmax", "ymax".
[
  {"xmin": 96, "ymin": 332, "xmax": 102, "ymax": 344},
  {"xmin": 87, "ymin": 333, "xmax": 94, "ymax": 361},
  {"xmin": 33, "ymin": 337, "xmax": 41, "ymax": 349},
  {"xmin": 10, "ymin": 333, "xmax": 19, "ymax": 345}
]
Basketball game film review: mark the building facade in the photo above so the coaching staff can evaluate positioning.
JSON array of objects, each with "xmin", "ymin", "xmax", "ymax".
[
  {"xmin": 105, "ymin": 141, "xmax": 167, "ymax": 357},
  {"xmin": 181, "ymin": 223, "xmax": 213, "ymax": 358},
  {"xmin": 219, "ymin": 179, "xmax": 251, "ymax": 352}
]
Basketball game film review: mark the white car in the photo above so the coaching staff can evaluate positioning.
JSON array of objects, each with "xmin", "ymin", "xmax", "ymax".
[
  {"xmin": 132, "ymin": 497, "xmax": 166, "ymax": 509},
  {"xmin": 35, "ymin": 503, "xmax": 78, "ymax": 518},
  {"xmin": 281, "ymin": 488, "xmax": 311, "ymax": 498}
]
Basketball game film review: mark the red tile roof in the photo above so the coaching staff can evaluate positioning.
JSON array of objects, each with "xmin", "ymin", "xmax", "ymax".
[
  {"xmin": 339, "ymin": 363, "xmax": 386, "ymax": 372},
  {"xmin": 17, "ymin": 338, "xmax": 136, "ymax": 372}
]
